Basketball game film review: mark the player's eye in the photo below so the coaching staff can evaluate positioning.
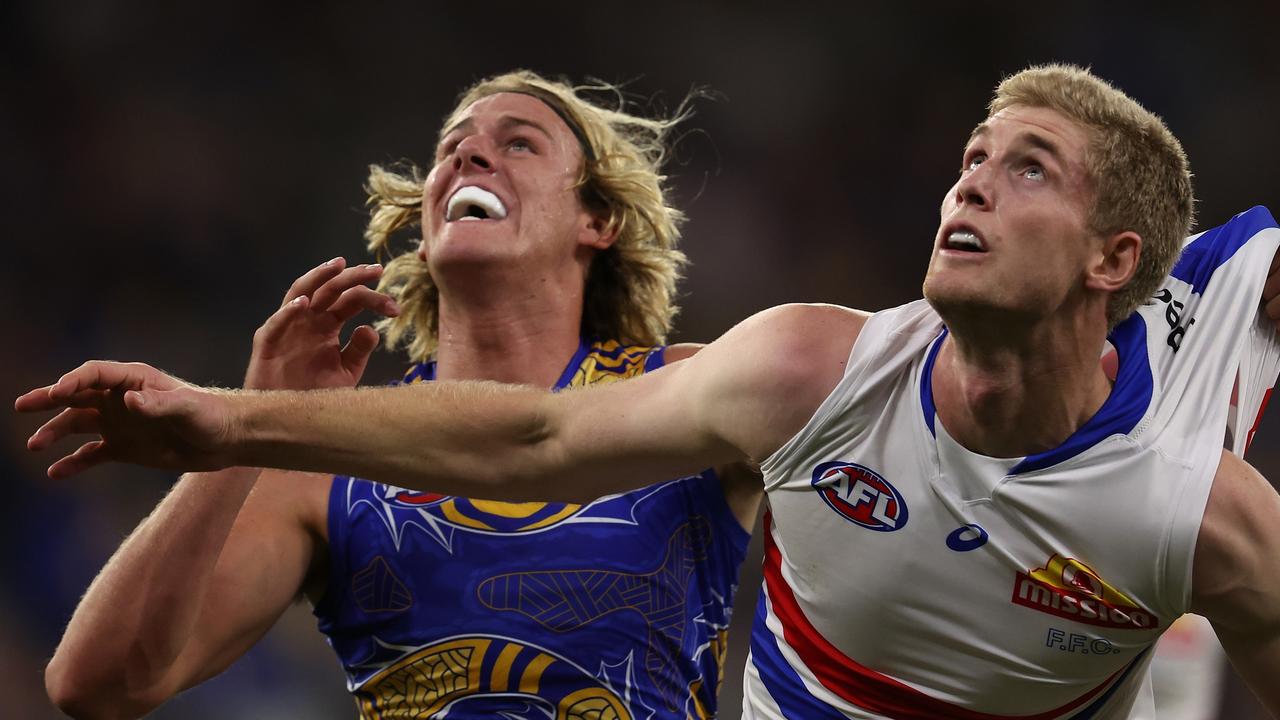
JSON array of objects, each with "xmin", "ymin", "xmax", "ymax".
[
  {"xmin": 961, "ymin": 153, "xmax": 986, "ymax": 174},
  {"xmin": 436, "ymin": 139, "xmax": 461, "ymax": 161}
]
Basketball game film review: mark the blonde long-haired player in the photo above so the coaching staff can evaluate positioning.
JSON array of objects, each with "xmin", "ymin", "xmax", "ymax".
[{"xmin": 32, "ymin": 70, "xmax": 761, "ymax": 720}]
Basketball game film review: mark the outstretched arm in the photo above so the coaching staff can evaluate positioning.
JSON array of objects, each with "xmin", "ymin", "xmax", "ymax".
[
  {"xmin": 20, "ymin": 303, "xmax": 866, "ymax": 503},
  {"xmin": 1191, "ymin": 450, "xmax": 1280, "ymax": 716}
]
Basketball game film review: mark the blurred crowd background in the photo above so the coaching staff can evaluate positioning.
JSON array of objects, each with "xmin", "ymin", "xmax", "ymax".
[{"xmin": 4, "ymin": 2, "xmax": 1278, "ymax": 718}]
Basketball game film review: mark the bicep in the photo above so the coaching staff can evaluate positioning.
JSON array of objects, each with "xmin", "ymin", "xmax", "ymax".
[
  {"xmin": 545, "ymin": 304, "xmax": 865, "ymax": 499},
  {"xmin": 547, "ymin": 357, "xmax": 745, "ymax": 497},
  {"xmin": 169, "ymin": 469, "xmax": 329, "ymax": 690}
]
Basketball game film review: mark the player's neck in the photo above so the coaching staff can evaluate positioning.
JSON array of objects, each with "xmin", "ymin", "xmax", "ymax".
[
  {"xmin": 432, "ymin": 272, "xmax": 587, "ymax": 388},
  {"xmin": 931, "ymin": 317, "xmax": 1112, "ymax": 459}
]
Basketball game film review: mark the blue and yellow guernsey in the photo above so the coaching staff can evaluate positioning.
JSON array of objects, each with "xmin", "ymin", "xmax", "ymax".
[{"xmin": 314, "ymin": 339, "xmax": 750, "ymax": 720}]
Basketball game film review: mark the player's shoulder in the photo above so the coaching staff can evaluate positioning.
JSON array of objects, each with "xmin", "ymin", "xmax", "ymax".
[
  {"xmin": 750, "ymin": 301, "xmax": 871, "ymax": 327},
  {"xmin": 663, "ymin": 342, "xmax": 705, "ymax": 364},
  {"xmin": 665, "ymin": 304, "xmax": 869, "ymax": 364},
  {"xmin": 735, "ymin": 302, "xmax": 870, "ymax": 354},
  {"xmin": 761, "ymin": 303, "xmax": 873, "ymax": 373},
  {"xmin": 710, "ymin": 303, "xmax": 870, "ymax": 411}
]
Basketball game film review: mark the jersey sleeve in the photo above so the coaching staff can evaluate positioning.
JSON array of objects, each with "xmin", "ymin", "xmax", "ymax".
[
  {"xmin": 1139, "ymin": 206, "xmax": 1280, "ymax": 445},
  {"xmin": 1136, "ymin": 207, "xmax": 1280, "ymax": 612},
  {"xmin": 1226, "ymin": 298, "xmax": 1280, "ymax": 455}
]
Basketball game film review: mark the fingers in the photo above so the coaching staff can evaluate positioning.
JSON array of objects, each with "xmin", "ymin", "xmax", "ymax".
[
  {"xmin": 16, "ymin": 362, "xmax": 167, "ymax": 409},
  {"xmin": 257, "ymin": 264, "xmax": 390, "ymax": 348},
  {"xmin": 1263, "ymin": 262, "xmax": 1280, "ymax": 303},
  {"xmin": 283, "ymin": 257, "xmax": 346, "ymax": 305},
  {"xmin": 1262, "ymin": 247, "xmax": 1280, "ymax": 334},
  {"xmin": 50, "ymin": 361, "xmax": 130, "ymax": 399},
  {"xmin": 254, "ymin": 294, "xmax": 312, "ymax": 348},
  {"xmin": 122, "ymin": 387, "xmax": 192, "ymax": 419},
  {"xmin": 327, "ymin": 285, "xmax": 400, "ymax": 325},
  {"xmin": 17, "ymin": 388, "xmax": 106, "ymax": 426},
  {"xmin": 47, "ymin": 440, "xmax": 112, "ymax": 480},
  {"xmin": 28, "ymin": 407, "xmax": 101, "ymax": 451},
  {"xmin": 15, "ymin": 385, "xmax": 59, "ymax": 412},
  {"xmin": 340, "ymin": 325, "xmax": 381, "ymax": 380},
  {"xmin": 57, "ymin": 361, "xmax": 181, "ymax": 397},
  {"xmin": 1267, "ymin": 294, "xmax": 1280, "ymax": 329},
  {"xmin": 310, "ymin": 264, "xmax": 385, "ymax": 313}
]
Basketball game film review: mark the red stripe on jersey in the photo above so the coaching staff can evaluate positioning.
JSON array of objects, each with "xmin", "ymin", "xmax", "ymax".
[
  {"xmin": 760, "ymin": 512, "xmax": 1129, "ymax": 719},
  {"xmin": 1246, "ymin": 387, "xmax": 1273, "ymax": 451}
]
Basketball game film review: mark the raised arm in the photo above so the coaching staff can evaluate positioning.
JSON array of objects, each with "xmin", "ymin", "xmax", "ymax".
[
  {"xmin": 39, "ymin": 259, "xmax": 394, "ymax": 718},
  {"xmin": 20, "ymin": 303, "xmax": 867, "ymax": 503},
  {"xmin": 1191, "ymin": 449, "xmax": 1280, "ymax": 716}
]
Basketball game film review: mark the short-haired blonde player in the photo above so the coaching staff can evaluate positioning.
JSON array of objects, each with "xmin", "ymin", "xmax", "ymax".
[
  {"xmin": 21, "ymin": 66, "xmax": 1280, "ymax": 717},
  {"xmin": 28, "ymin": 71, "xmax": 761, "ymax": 720}
]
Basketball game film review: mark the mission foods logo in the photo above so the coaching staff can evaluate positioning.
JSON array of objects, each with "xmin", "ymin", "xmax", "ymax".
[
  {"xmin": 811, "ymin": 461, "xmax": 908, "ymax": 531},
  {"xmin": 1012, "ymin": 555, "xmax": 1158, "ymax": 630}
]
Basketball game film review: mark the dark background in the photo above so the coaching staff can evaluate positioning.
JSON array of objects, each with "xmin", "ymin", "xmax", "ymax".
[{"xmin": 4, "ymin": 2, "xmax": 1278, "ymax": 717}]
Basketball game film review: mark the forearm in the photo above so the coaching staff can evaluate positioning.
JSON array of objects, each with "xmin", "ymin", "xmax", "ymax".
[
  {"xmin": 1216, "ymin": 624, "xmax": 1280, "ymax": 716},
  {"xmin": 232, "ymin": 382, "xmax": 563, "ymax": 499},
  {"xmin": 46, "ymin": 467, "xmax": 261, "ymax": 716},
  {"xmin": 225, "ymin": 379, "xmax": 722, "ymax": 501}
]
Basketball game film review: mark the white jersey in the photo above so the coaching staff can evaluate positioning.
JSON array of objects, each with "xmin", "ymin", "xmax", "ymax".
[{"xmin": 745, "ymin": 207, "xmax": 1280, "ymax": 720}]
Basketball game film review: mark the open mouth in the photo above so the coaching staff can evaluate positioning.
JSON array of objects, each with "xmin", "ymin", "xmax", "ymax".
[
  {"xmin": 446, "ymin": 186, "xmax": 508, "ymax": 222},
  {"xmin": 943, "ymin": 229, "xmax": 986, "ymax": 253}
]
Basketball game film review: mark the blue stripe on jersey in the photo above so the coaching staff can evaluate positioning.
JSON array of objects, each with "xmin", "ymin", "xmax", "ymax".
[
  {"xmin": 1070, "ymin": 648, "xmax": 1150, "ymax": 720},
  {"xmin": 919, "ymin": 318, "xmax": 1152, "ymax": 473},
  {"xmin": 1011, "ymin": 313, "xmax": 1153, "ymax": 475},
  {"xmin": 749, "ymin": 588, "xmax": 849, "ymax": 719},
  {"xmin": 644, "ymin": 346, "xmax": 667, "ymax": 373},
  {"xmin": 553, "ymin": 338, "xmax": 592, "ymax": 388},
  {"xmin": 920, "ymin": 329, "xmax": 948, "ymax": 437},
  {"xmin": 1171, "ymin": 206, "xmax": 1277, "ymax": 295}
]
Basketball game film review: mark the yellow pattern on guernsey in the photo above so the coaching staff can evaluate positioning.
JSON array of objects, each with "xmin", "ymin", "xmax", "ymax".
[{"xmin": 355, "ymin": 636, "xmax": 633, "ymax": 720}]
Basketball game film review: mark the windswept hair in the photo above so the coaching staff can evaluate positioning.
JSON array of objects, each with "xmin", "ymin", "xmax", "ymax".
[
  {"xmin": 364, "ymin": 70, "xmax": 694, "ymax": 361},
  {"xmin": 990, "ymin": 64, "xmax": 1195, "ymax": 328}
]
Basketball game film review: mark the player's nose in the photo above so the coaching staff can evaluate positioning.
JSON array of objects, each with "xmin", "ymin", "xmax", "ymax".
[
  {"xmin": 955, "ymin": 163, "xmax": 992, "ymax": 209},
  {"xmin": 453, "ymin": 134, "xmax": 494, "ymax": 173}
]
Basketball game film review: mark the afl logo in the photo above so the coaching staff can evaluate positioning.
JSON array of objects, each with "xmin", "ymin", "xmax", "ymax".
[
  {"xmin": 386, "ymin": 490, "xmax": 447, "ymax": 508},
  {"xmin": 811, "ymin": 461, "xmax": 909, "ymax": 532}
]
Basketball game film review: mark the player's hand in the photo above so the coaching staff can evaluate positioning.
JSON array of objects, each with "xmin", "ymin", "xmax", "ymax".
[
  {"xmin": 1265, "ymin": 247, "xmax": 1280, "ymax": 333},
  {"xmin": 244, "ymin": 257, "xmax": 399, "ymax": 391},
  {"xmin": 15, "ymin": 361, "xmax": 233, "ymax": 479}
]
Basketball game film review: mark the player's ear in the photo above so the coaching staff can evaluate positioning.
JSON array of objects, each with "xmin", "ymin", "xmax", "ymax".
[
  {"xmin": 1086, "ymin": 230, "xmax": 1141, "ymax": 294},
  {"xmin": 578, "ymin": 208, "xmax": 619, "ymax": 251}
]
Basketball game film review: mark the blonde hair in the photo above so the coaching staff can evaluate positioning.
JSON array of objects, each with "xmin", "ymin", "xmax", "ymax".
[
  {"xmin": 364, "ymin": 70, "xmax": 692, "ymax": 361},
  {"xmin": 990, "ymin": 64, "xmax": 1195, "ymax": 327}
]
